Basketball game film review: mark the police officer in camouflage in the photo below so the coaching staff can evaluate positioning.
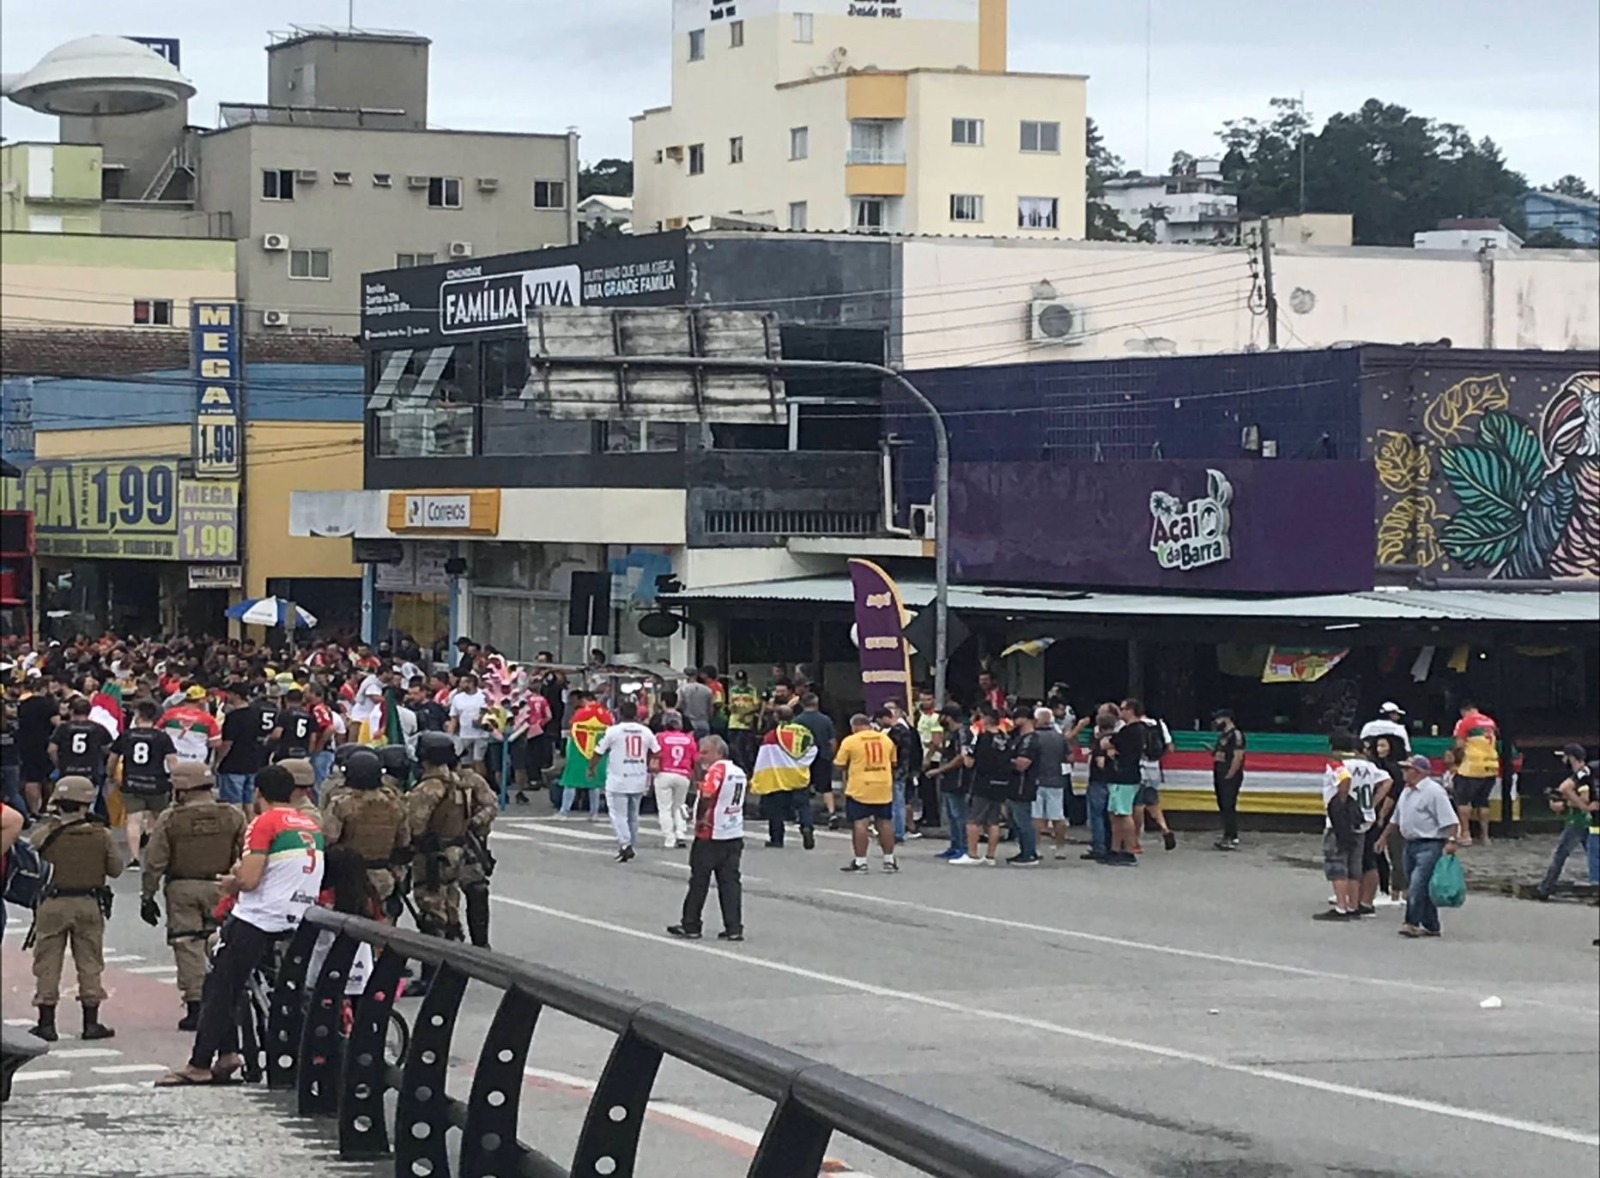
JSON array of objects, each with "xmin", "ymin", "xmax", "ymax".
[
  {"xmin": 278, "ymin": 758, "xmax": 321, "ymax": 815},
  {"xmin": 140, "ymin": 761, "xmax": 247, "ymax": 1030},
  {"xmin": 406, "ymin": 731, "xmax": 496, "ymax": 973},
  {"xmin": 27, "ymin": 775, "xmax": 123, "ymax": 1042},
  {"xmin": 378, "ymin": 743, "xmax": 414, "ymax": 793},
  {"xmin": 316, "ymin": 743, "xmax": 366, "ymax": 816},
  {"xmin": 322, "ymin": 747, "xmax": 410, "ymax": 919}
]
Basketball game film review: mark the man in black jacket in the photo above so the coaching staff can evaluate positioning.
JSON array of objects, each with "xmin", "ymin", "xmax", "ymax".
[{"xmin": 1106, "ymin": 703, "xmax": 1148, "ymax": 866}]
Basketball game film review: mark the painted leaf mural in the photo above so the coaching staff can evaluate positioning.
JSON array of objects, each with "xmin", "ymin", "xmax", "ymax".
[
  {"xmin": 1438, "ymin": 445, "xmax": 1526, "ymax": 521},
  {"xmin": 1477, "ymin": 411, "xmax": 1546, "ymax": 491},
  {"xmin": 1375, "ymin": 495, "xmax": 1439, "ymax": 567},
  {"xmin": 1422, "ymin": 374, "xmax": 1510, "ymax": 443},
  {"xmin": 1373, "ymin": 430, "xmax": 1430, "ymax": 493},
  {"xmin": 1500, "ymin": 468, "xmax": 1578, "ymax": 579}
]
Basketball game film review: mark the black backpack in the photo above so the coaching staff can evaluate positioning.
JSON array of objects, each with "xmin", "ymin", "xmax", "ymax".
[
  {"xmin": 1141, "ymin": 719, "xmax": 1171, "ymax": 763},
  {"xmin": 3, "ymin": 838, "xmax": 54, "ymax": 911}
]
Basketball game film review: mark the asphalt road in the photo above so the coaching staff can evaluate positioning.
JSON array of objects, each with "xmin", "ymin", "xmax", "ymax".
[{"xmin": 5, "ymin": 812, "xmax": 1597, "ymax": 1178}]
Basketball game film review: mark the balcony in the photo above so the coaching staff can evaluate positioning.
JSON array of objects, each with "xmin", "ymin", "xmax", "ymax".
[
  {"xmin": 845, "ymin": 163, "xmax": 907, "ymax": 197},
  {"xmin": 845, "ymin": 147, "xmax": 906, "ymax": 166}
]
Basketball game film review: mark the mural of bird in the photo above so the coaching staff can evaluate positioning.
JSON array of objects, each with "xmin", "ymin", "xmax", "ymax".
[{"xmin": 1533, "ymin": 373, "xmax": 1599, "ymax": 579}]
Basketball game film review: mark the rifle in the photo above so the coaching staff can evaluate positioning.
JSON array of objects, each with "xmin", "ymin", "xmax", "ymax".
[{"xmin": 463, "ymin": 828, "xmax": 496, "ymax": 880}]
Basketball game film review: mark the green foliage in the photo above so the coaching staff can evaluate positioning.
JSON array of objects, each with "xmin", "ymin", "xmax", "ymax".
[
  {"xmin": 579, "ymin": 158, "xmax": 633, "ymax": 200},
  {"xmin": 1085, "ymin": 118, "xmax": 1138, "ymax": 242},
  {"xmin": 1548, "ymin": 174, "xmax": 1597, "ymax": 200},
  {"xmin": 1438, "ymin": 411, "xmax": 1565, "ymax": 573}
]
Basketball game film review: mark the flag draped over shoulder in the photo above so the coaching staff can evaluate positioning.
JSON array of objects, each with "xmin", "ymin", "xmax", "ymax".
[
  {"xmin": 560, "ymin": 704, "xmax": 613, "ymax": 789},
  {"xmin": 751, "ymin": 722, "xmax": 817, "ymax": 795}
]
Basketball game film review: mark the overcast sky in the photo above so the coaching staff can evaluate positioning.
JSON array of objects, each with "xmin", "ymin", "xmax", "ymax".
[{"xmin": 2, "ymin": 0, "xmax": 1596, "ymax": 187}]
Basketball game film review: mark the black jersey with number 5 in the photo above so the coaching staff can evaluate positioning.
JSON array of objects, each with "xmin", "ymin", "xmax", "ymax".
[{"xmin": 115, "ymin": 727, "xmax": 178, "ymax": 792}]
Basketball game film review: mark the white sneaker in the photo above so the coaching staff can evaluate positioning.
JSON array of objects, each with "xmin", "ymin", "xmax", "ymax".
[
  {"xmin": 980, "ymin": 856, "xmax": 997, "ymax": 866},
  {"xmin": 948, "ymin": 853, "xmax": 980, "ymax": 865},
  {"xmin": 1054, "ymin": 847, "xmax": 1070, "ymax": 860},
  {"xmin": 1373, "ymin": 895, "xmax": 1402, "ymax": 908},
  {"xmin": 663, "ymin": 840, "xmax": 678, "ymax": 850}
]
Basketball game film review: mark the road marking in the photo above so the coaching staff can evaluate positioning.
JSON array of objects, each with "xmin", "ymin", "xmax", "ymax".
[
  {"xmin": 490, "ymin": 831, "xmax": 538, "ymax": 842},
  {"xmin": 492, "ymin": 894, "xmax": 1600, "ymax": 1149},
  {"xmin": 91, "ymin": 1064, "xmax": 169, "ymax": 1075},
  {"xmin": 35, "ymin": 1082, "xmax": 142, "ymax": 1094},
  {"xmin": 103, "ymin": 954, "xmax": 146, "ymax": 964},
  {"xmin": 815, "ymin": 890, "xmax": 1579, "ymax": 1012},
  {"xmin": 522, "ymin": 1066, "xmax": 873, "ymax": 1176},
  {"xmin": 3, "ymin": 924, "xmax": 25, "ymax": 937},
  {"xmin": 124, "ymin": 965, "xmax": 178, "ymax": 975},
  {"xmin": 3, "ymin": 1018, "xmax": 36, "ymax": 1027},
  {"xmin": 11, "ymin": 1070, "xmax": 73, "ymax": 1083},
  {"xmin": 531, "ymin": 840, "xmax": 766, "ymax": 882},
  {"xmin": 502, "ymin": 820, "xmax": 618, "ymax": 843},
  {"xmin": 50, "ymin": 1048, "xmax": 122, "ymax": 1060}
]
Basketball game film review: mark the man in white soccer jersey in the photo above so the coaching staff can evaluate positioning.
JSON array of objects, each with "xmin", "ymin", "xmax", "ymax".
[
  {"xmin": 592, "ymin": 700, "xmax": 660, "ymax": 863},
  {"xmin": 668, "ymin": 735, "xmax": 746, "ymax": 942}
]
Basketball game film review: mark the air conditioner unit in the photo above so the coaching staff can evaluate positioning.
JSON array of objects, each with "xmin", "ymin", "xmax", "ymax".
[
  {"xmin": 448, "ymin": 240, "xmax": 473, "ymax": 258},
  {"xmin": 261, "ymin": 232, "xmax": 290, "ymax": 251},
  {"xmin": 664, "ymin": 145, "xmax": 684, "ymax": 162},
  {"xmin": 476, "ymin": 177, "xmax": 499, "ymax": 192},
  {"xmin": 406, "ymin": 175, "xmax": 431, "ymax": 190},
  {"xmin": 908, "ymin": 502, "xmax": 937, "ymax": 541},
  {"xmin": 262, "ymin": 309, "xmax": 290, "ymax": 327},
  {"xmin": 1028, "ymin": 298, "xmax": 1088, "ymax": 346},
  {"xmin": 294, "ymin": 168, "xmax": 319, "ymax": 182}
]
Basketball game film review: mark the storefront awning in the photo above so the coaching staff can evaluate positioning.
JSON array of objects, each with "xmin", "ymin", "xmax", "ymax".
[{"xmin": 668, "ymin": 577, "xmax": 1600, "ymax": 625}]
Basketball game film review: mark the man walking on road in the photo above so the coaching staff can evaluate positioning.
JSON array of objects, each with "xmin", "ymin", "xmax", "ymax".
[
  {"xmin": 668, "ymin": 736, "xmax": 746, "ymax": 942},
  {"xmin": 1125, "ymin": 699, "xmax": 1177, "ymax": 852},
  {"xmin": 835, "ymin": 714, "xmax": 898, "ymax": 873},
  {"xmin": 1377, "ymin": 755, "xmax": 1459, "ymax": 938},
  {"xmin": 1536, "ymin": 744, "xmax": 1595, "ymax": 899},
  {"xmin": 593, "ymin": 701, "xmax": 659, "ymax": 863}
]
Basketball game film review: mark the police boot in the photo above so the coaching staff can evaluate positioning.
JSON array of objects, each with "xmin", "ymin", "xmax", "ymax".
[
  {"xmin": 29, "ymin": 1006, "xmax": 58, "ymax": 1043},
  {"xmin": 81, "ymin": 1004, "xmax": 115, "ymax": 1040},
  {"xmin": 178, "ymin": 1001, "xmax": 202, "ymax": 1032},
  {"xmin": 465, "ymin": 887, "xmax": 491, "ymax": 950},
  {"xmin": 406, "ymin": 962, "xmax": 435, "ymax": 999}
]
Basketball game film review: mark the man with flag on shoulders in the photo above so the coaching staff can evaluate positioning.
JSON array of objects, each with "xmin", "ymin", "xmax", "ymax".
[
  {"xmin": 558, "ymin": 691, "xmax": 613, "ymax": 818},
  {"xmin": 751, "ymin": 706, "xmax": 818, "ymax": 850}
]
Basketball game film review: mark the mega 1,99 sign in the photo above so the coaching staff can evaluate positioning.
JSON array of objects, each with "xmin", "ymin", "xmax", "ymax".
[{"xmin": 0, "ymin": 460, "xmax": 238, "ymax": 561}]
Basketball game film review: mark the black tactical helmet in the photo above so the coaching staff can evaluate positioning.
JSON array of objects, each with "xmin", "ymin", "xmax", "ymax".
[
  {"xmin": 334, "ymin": 743, "xmax": 365, "ymax": 770},
  {"xmin": 344, "ymin": 747, "xmax": 383, "ymax": 790},
  {"xmin": 378, "ymin": 744, "xmax": 412, "ymax": 778},
  {"xmin": 416, "ymin": 730, "xmax": 456, "ymax": 766}
]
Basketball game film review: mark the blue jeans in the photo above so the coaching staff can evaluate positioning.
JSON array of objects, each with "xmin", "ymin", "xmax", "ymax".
[
  {"xmin": 764, "ymin": 789, "xmax": 814, "ymax": 845},
  {"xmin": 217, "ymin": 772, "xmax": 255, "ymax": 807},
  {"xmin": 310, "ymin": 749, "xmax": 336, "ymax": 794},
  {"xmin": 1008, "ymin": 799, "xmax": 1039, "ymax": 860},
  {"xmin": 1538, "ymin": 824, "xmax": 1591, "ymax": 894},
  {"xmin": 892, "ymin": 775, "xmax": 908, "ymax": 841},
  {"xmin": 943, "ymin": 791, "xmax": 969, "ymax": 853},
  {"xmin": 1404, "ymin": 838, "xmax": 1446, "ymax": 934},
  {"xmin": 1086, "ymin": 781, "xmax": 1110, "ymax": 858},
  {"xmin": 1588, "ymin": 831, "xmax": 1600, "ymax": 884}
]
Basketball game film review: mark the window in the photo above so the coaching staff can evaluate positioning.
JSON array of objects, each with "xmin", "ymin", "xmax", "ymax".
[
  {"xmin": 852, "ymin": 198, "xmax": 886, "ymax": 232},
  {"xmin": 788, "ymin": 201, "xmax": 808, "ymax": 231},
  {"xmin": 533, "ymin": 179, "xmax": 567, "ymax": 208},
  {"xmin": 288, "ymin": 247, "xmax": 332, "ymax": 279},
  {"xmin": 1018, "ymin": 197, "xmax": 1059, "ymax": 230},
  {"xmin": 729, "ymin": 136, "xmax": 744, "ymax": 164},
  {"xmin": 427, "ymin": 176, "xmax": 462, "ymax": 208},
  {"xmin": 332, "ymin": 171, "xmax": 352, "ymax": 185},
  {"xmin": 373, "ymin": 172, "xmax": 393, "ymax": 187},
  {"xmin": 369, "ymin": 345, "xmax": 473, "ymax": 458},
  {"xmin": 1020, "ymin": 120, "xmax": 1062, "ymax": 153},
  {"xmin": 729, "ymin": 19, "xmax": 745, "ymax": 47},
  {"xmin": 950, "ymin": 194, "xmax": 984, "ymax": 223},
  {"xmin": 793, "ymin": 12, "xmax": 814, "ymax": 42},
  {"xmin": 395, "ymin": 252, "xmax": 436, "ymax": 268},
  {"xmin": 132, "ymin": 298, "xmax": 173, "ymax": 326},
  {"xmin": 952, "ymin": 118, "xmax": 984, "ymax": 146},
  {"xmin": 789, "ymin": 126, "xmax": 809, "ymax": 160},
  {"xmin": 688, "ymin": 144, "xmax": 706, "ymax": 175},
  {"xmin": 688, "ymin": 28, "xmax": 706, "ymax": 60},
  {"xmin": 261, "ymin": 168, "xmax": 295, "ymax": 200}
]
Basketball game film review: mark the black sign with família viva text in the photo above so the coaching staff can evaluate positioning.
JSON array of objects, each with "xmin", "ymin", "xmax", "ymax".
[{"xmin": 360, "ymin": 232, "xmax": 689, "ymax": 346}]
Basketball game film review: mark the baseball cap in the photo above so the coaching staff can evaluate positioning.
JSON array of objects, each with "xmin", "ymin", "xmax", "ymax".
[
  {"xmin": 1404, "ymin": 754, "xmax": 1434, "ymax": 773},
  {"xmin": 185, "ymin": 684, "xmax": 207, "ymax": 700},
  {"xmin": 1558, "ymin": 743, "xmax": 1587, "ymax": 761},
  {"xmin": 1379, "ymin": 701, "xmax": 1405, "ymax": 716}
]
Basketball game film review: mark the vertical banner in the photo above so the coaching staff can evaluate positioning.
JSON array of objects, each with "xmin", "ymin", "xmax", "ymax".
[
  {"xmin": 847, "ymin": 558, "xmax": 914, "ymax": 716},
  {"xmin": 192, "ymin": 301, "xmax": 242, "ymax": 478}
]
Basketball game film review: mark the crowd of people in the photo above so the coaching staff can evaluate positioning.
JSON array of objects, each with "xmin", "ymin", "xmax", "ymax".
[{"xmin": 2, "ymin": 632, "xmax": 1596, "ymax": 1060}]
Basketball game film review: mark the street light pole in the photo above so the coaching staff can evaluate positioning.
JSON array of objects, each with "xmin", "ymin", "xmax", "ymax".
[{"xmin": 541, "ymin": 355, "xmax": 951, "ymax": 707}]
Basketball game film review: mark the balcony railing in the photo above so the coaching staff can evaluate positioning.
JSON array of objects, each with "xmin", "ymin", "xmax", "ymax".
[{"xmin": 846, "ymin": 148, "xmax": 907, "ymax": 166}]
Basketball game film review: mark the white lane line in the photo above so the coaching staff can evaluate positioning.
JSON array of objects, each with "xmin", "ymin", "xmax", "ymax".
[
  {"xmin": 522, "ymin": 1067, "xmax": 874, "ymax": 1176},
  {"xmin": 124, "ymin": 965, "xmax": 178, "ymax": 975},
  {"xmin": 91, "ymin": 1064, "xmax": 169, "ymax": 1075},
  {"xmin": 3, "ymin": 924, "xmax": 26, "ymax": 937},
  {"xmin": 530, "ymin": 840, "xmax": 766, "ymax": 883},
  {"xmin": 157, "ymin": 978, "xmax": 178, "ymax": 986},
  {"xmin": 103, "ymin": 954, "xmax": 146, "ymax": 964},
  {"xmin": 35, "ymin": 1082, "xmax": 142, "ymax": 1094},
  {"xmin": 490, "ymin": 831, "xmax": 538, "ymax": 842},
  {"xmin": 3, "ymin": 1018, "xmax": 36, "ymax": 1027},
  {"xmin": 503, "ymin": 821, "xmax": 618, "ymax": 843},
  {"xmin": 10, "ymin": 1070, "xmax": 73, "ymax": 1083},
  {"xmin": 49, "ymin": 1048, "xmax": 122, "ymax": 1060},
  {"xmin": 816, "ymin": 890, "xmax": 1581, "ymax": 1013},
  {"xmin": 492, "ymin": 894, "xmax": 1600, "ymax": 1149}
]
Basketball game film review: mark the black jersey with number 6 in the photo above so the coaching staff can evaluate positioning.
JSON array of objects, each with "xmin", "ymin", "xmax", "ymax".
[
  {"xmin": 52, "ymin": 719, "xmax": 112, "ymax": 777},
  {"xmin": 115, "ymin": 727, "xmax": 178, "ymax": 793},
  {"xmin": 274, "ymin": 708, "xmax": 315, "ymax": 760}
]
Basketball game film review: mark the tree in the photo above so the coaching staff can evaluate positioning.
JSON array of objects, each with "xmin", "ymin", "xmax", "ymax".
[
  {"xmin": 1547, "ymin": 174, "xmax": 1597, "ymax": 200},
  {"xmin": 1084, "ymin": 117, "xmax": 1140, "ymax": 242},
  {"xmin": 1213, "ymin": 98, "xmax": 1530, "ymax": 246},
  {"xmin": 579, "ymin": 158, "xmax": 633, "ymax": 200},
  {"xmin": 1169, "ymin": 150, "xmax": 1196, "ymax": 177}
]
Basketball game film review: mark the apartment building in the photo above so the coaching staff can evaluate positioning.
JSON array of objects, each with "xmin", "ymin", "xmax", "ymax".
[
  {"xmin": 1101, "ymin": 158, "xmax": 1239, "ymax": 245},
  {"xmin": 0, "ymin": 143, "xmax": 104, "ymax": 234},
  {"xmin": 633, "ymin": 0, "xmax": 1087, "ymax": 238},
  {"xmin": 45, "ymin": 26, "xmax": 579, "ymax": 334}
]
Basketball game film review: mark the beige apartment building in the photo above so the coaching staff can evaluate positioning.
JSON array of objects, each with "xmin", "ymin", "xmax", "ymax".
[{"xmin": 634, "ymin": 0, "xmax": 1087, "ymax": 238}]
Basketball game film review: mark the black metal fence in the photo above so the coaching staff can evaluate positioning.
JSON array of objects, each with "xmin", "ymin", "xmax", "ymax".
[{"xmin": 273, "ymin": 908, "xmax": 1115, "ymax": 1178}]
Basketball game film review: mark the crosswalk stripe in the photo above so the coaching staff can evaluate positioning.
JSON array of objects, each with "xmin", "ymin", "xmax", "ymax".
[
  {"xmin": 124, "ymin": 965, "xmax": 178, "ymax": 975},
  {"xmin": 104, "ymin": 954, "xmax": 146, "ymax": 964},
  {"xmin": 51, "ymin": 1048, "xmax": 123, "ymax": 1060},
  {"xmin": 11, "ymin": 1070, "xmax": 73, "ymax": 1083},
  {"xmin": 92, "ymin": 1064, "xmax": 168, "ymax": 1075}
]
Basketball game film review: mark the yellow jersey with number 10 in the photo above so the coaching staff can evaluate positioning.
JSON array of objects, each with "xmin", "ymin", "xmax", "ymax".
[{"xmin": 834, "ymin": 729, "xmax": 896, "ymax": 804}]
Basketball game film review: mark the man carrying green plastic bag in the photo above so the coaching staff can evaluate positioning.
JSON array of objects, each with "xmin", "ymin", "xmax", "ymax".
[{"xmin": 1376, "ymin": 754, "xmax": 1462, "ymax": 939}]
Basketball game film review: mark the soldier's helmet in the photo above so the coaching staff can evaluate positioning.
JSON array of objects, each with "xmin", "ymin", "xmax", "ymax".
[
  {"xmin": 416, "ymin": 730, "xmax": 456, "ymax": 767},
  {"xmin": 172, "ymin": 761, "xmax": 216, "ymax": 792},
  {"xmin": 279, "ymin": 758, "xmax": 316, "ymax": 789},
  {"xmin": 52, "ymin": 775, "xmax": 98, "ymax": 806},
  {"xmin": 378, "ymin": 744, "xmax": 412, "ymax": 779},
  {"xmin": 345, "ymin": 747, "xmax": 383, "ymax": 791}
]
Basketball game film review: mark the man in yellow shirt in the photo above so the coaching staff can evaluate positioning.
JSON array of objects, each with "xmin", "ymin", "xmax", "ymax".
[
  {"xmin": 834, "ymin": 714, "xmax": 898, "ymax": 873},
  {"xmin": 1451, "ymin": 701, "xmax": 1500, "ymax": 847}
]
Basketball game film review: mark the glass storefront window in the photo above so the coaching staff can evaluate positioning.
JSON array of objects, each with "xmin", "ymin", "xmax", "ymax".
[{"xmin": 369, "ymin": 345, "xmax": 475, "ymax": 458}]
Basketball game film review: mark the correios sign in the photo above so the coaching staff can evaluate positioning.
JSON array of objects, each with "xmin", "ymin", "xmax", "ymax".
[{"xmin": 1150, "ymin": 468, "xmax": 1233, "ymax": 572}]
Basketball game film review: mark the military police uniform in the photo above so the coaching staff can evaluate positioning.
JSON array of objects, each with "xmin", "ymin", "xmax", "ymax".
[
  {"xmin": 140, "ymin": 761, "xmax": 246, "ymax": 1029},
  {"xmin": 279, "ymin": 758, "xmax": 321, "ymax": 816},
  {"xmin": 28, "ymin": 775, "xmax": 124, "ymax": 1041},
  {"xmin": 322, "ymin": 747, "xmax": 410, "ymax": 913},
  {"xmin": 406, "ymin": 731, "xmax": 497, "ymax": 948}
]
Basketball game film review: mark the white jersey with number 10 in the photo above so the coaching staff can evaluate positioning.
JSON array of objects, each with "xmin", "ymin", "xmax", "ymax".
[{"xmin": 596, "ymin": 721, "xmax": 659, "ymax": 795}]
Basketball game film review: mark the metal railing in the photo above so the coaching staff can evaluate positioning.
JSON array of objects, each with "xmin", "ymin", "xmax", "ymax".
[
  {"xmin": 274, "ymin": 908, "xmax": 1113, "ymax": 1178},
  {"xmin": 846, "ymin": 148, "xmax": 907, "ymax": 166}
]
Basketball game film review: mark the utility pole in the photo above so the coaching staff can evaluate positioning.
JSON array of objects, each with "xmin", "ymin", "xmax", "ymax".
[{"xmin": 1259, "ymin": 214, "xmax": 1280, "ymax": 349}]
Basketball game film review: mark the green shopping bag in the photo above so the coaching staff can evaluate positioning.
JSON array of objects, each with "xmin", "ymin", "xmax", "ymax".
[{"xmin": 1428, "ymin": 852, "xmax": 1467, "ymax": 908}]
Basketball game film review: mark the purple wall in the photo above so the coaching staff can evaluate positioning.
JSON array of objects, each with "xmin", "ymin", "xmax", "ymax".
[{"xmin": 950, "ymin": 460, "xmax": 1375, "ymax": 594}]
